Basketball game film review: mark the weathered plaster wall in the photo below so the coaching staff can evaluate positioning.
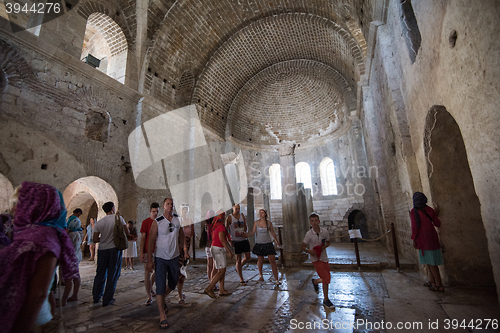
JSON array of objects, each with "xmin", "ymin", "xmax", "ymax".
[
  {"xmin": 0, "ymin": 29, "xmax": 142, "ymax": 223},
  {"xmin": 364, "ymin": 0, "xmax": 500, "ymax": 292}
]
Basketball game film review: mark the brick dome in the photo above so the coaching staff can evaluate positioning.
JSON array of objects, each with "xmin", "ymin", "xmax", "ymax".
[{"xmin": 228, "ymin": 60, "xmax": 353, "ymax": 146}]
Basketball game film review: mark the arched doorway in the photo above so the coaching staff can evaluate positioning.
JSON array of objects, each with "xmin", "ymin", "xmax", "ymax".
[
  {"xmin": 347, "ymin": 209, "xmax": 368, "ymax": 241},
  {"xmin": 425, "ymin": 106, "xmax": 494, "ymax": 286},
  {"xmin": 0, "ymin": 173, "xmax": 14, "ymax": 213},
  {"xmin": 201, "ymin": 192, "xmax": 213, "ymax": 217},
  {"xmin": 63, "ymin": 176, "xmax": 118, "ymax": 222}
]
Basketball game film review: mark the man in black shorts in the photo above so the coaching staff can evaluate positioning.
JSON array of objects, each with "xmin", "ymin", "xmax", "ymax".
[{"xmin": 226, "ymin": 204, "xmax": 251, "ymax": 285}]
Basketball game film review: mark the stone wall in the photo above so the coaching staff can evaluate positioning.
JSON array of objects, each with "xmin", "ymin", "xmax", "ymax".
[
  {"xmin": 0, "ymin": 28, "xmax": 142, "ymax": 221},
  {"xmin": 364, "ymin": 0, "xmax": 500, "ymax": 293}
]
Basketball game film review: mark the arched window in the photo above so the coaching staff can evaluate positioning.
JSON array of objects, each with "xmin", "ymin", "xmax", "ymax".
[
  {"xmin": 269, "ymin": 164, "xmax": 282, "ymax": 200},
  {"xmin": 81, "ymin": 13, "xmax": 128, "ymax": 83},
  {"xmin": 320, "ymin": 157, "xmax": 337, "ymax": 195},
  {"xmin": 295, "ymin": 162, "xmax": 313, "ymax": 195}
]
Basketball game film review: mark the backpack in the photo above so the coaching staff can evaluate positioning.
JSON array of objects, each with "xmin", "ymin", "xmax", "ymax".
[{"xmin": 113, "ymin": 213, "xmax": 128, "ymax": 250}]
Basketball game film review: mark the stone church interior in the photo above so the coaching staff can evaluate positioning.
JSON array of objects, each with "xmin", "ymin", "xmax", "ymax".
[{"xmin": 0, "ymin": 0, "xmax": 499, "ymax": 331}]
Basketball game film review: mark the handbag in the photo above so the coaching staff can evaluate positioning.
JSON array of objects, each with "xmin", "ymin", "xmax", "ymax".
[{"xmin": 113, "ymin": 213, "xmax": 128, "ymax": 251}]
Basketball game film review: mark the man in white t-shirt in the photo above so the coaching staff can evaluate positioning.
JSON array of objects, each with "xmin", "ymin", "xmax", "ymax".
[
  {"xmin": 92, "ymin": 201, "xmax": 129, "ymax": 307},
  {"xmin": 147, "ymin": 198, "xmax": 188, "ymax": 329},
  {"xmin": 302, "ymin": 212, "xmax": 334, "ymax": 309}
]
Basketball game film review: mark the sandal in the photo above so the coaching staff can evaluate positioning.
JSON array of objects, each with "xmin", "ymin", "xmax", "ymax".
[
  {"xmin": 423, "ymin": 281, "xmax": 435, "ymax": 288},
  {"xmin": 429, "ymin": 285, "xmax": 445, "ymax": 292},
  {"xmin": 219, "ymin": 292, "xmax": 232, "ymax": 296},
  {"xmin": 145, "ymin": 299, "xmax": 153, "ymax": 306},
  {"xmin": 151, "ymin": 290, "xmax": 156, "ymax": 297},
  {"xmin": 178, "ymin": 299, "xmax": 185, "ymax": 305},
  {"xmin": 239, "ymin": 281, "xmax": 247, "ymax": 286},
  {"xmin": 258, "ymin": 275, "xmax": 264, "ymax": 282},
  {"xmin": 204, "ymin": 288, "xmax": 217, "ymax": 299},
  {"xmin": 159, "ymin": 319, "xmax": 169, "ymax": 329}
]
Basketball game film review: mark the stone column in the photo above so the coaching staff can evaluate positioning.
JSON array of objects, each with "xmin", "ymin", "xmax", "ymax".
[
  {"xmin": 247, "ymin": 187, "xmax": 255, "ymax": 247},
  {"xmin": 297, "ymin": 183, "xmax": 308, "ymax": 228},
  {"xmin": 263, "ymin": 192, "xmax": 271, "ymax": 219},
  {"xmin": 278, "ymin": 143, "xmax": 308, "ymax": 265},
  {"xmin": 305, "ymin": 188, "xmax": 314, "ymax": 217}
]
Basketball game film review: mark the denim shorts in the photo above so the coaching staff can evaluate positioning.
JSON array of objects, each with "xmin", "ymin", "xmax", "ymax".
[{"xmin": 155, "ymin": 256, "xmax": 180, "ymax": 295}]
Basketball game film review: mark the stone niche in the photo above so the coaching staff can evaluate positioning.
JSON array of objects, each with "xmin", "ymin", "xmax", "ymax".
[{"xmin": 85, "ymin": 109, "xmax": 110, "ymax": 142}]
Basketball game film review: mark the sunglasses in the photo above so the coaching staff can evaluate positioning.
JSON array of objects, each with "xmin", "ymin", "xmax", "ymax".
[{"xmin": 168, "ymin": 222, "xmax": 179, "ymax": 233}]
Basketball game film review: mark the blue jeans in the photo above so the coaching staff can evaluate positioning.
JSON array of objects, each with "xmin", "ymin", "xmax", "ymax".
[{"xmin": 93, "ymin": 247, "xmax": 122, "ymax": 305}]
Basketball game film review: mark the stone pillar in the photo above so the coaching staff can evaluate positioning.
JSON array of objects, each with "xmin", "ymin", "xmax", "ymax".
[
  {"xmin": 305, "ymin": 188, "xmax": 314, "ymax": 217},
  {"xmin": 247, "ymin": 187, "xmax": 255, "ymax": 247},
  {"xmin": 297, "ymin": 183, "xmax": 308, "ymax": 228},
  {"xmin": 263, "ymin": 191, "xmax": 271, "ymax": 220},
  {"xmin": 278, "ymin": 143, "xmax": 308, "ymax": 265}
]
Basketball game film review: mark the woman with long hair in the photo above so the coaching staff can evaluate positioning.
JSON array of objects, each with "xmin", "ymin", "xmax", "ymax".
[
  {"xmin": 246, "ymin": 209, "xmax": 281, "ymax": 284},
  {"xmin": 410, "ymin": 192, "xmax": 444, "ymax": 292},
  {"xmin": 0, "ymin": 182, "xmax": 79, "ymax": 332},
  {"xmin": 87, "ymin": 217, "xmax": 96, "ymax": 261}
]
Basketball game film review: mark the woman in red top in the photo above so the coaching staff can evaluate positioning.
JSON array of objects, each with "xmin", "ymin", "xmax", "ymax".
[
  {"xmin": 410, "ymin": 192, "xmax": 444, "ymax": 292},
  {"xmin": 204, "ymin": 211, "xmax": 234, "ymax": 298}
]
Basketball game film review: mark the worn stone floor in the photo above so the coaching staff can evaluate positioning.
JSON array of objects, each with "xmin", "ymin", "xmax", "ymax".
[{"xmin": 53, "ymin": 244, "xmax": 498, "ymax": 333}]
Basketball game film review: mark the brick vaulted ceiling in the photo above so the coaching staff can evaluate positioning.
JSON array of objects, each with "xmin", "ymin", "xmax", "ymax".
[{"xmin": 143, "ymin": 0, "xmax": 372, "ymax": 146}]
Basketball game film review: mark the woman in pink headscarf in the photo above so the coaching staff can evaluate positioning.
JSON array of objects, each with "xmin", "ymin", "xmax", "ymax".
[{"xmin": 0, "ymin": 182, "xmax": 79, "ymax": 333}]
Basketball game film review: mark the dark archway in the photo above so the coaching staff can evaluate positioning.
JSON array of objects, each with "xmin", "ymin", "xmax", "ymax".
[
  {"xmin": 347, "ymin": 209, "xmax": 368, "ymax": 241},
  {"xmin": 201, "ymin": 192, "xmax": 213, "ymax": 216},
  {"xmin": 425, "ymin": 106, "xmax": 494, "ymax": 286}
]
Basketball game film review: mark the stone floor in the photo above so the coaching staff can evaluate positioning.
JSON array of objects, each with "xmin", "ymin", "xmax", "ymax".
[
  {"xmin": 54, "ymin": 244, "xmax": 498, "ymax": 333},
  {"xmin": 193, "ymin": 241, "xmax": 415, "ymax": 269}
]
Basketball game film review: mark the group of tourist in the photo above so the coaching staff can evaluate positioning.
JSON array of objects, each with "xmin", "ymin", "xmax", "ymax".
[
  {"xmin": 0, "ymin": 180, "xmax": 444, "ymax": 332},
  {"xmin": 202, "ymin": 204, "xmax": 282, "ymax": 299}
]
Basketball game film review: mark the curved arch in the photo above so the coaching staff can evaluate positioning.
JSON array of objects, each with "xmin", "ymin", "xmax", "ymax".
[
  {"xmin": 143, "ymin": 0, "xmax": 360, "ymax": 91},
  {"xmin": 225, "ymin": 60, "xmax": 354, "ymax": 147},
  {"xmin": 81, "ymin": 12, "xmax": 128, "ymax": 83},
  {"xmin": 347, "ymin": 209, "xmax": 368, "ymax": 240},
  {"xmin": 191, "ymin": 13, "xmax": 364, "ymax": 138},
  {"xmin": 0, "ymin": 173, "xmax": 14, "ymax": 213},
  {"xmin": 295, "ymin": 162, "xmax": 313, "ymax": 195},
  {"xmin": 0, "ymin": 40, "xmax": 34, "ymax": 88},
  {"xmin": 76, "ymin": 0, "xmax": 133, "ymax": 49},
  {"xmin": 63, "ymin": 176, "xmax": 118, "ymax": 221},
  {"xmin": 320, "ymin": 157, "xmax": 338, "ymax": 196},
  {"xmin": 269, "ymin": 164, "xmax": 282, "ymax": 200},
  {"xmin": 200, "ymin": 192, "xmax": 213, "ymax": 216},
  {"xmin": 425, "ymin": 105, "xmax": 494, "ymax": 286}
]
